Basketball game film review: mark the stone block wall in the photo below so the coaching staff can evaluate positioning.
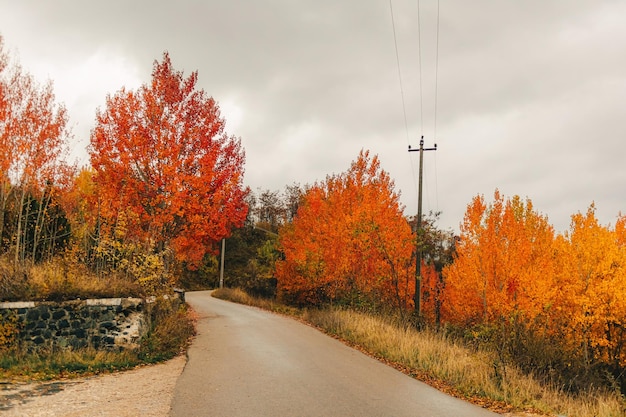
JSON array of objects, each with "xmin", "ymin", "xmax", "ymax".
[{"xmin": 0, "ymin": 298, "xmax": 148, "ymax": 351}]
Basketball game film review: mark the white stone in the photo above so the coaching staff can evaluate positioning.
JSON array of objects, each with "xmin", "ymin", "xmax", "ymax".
[
  {"xmin": 85, "ymin": 298, "xmax": 122, "ymax": 306},
  {"xmin": 0, "ymin": 301, "xmax": 35, "ymax": 309}
]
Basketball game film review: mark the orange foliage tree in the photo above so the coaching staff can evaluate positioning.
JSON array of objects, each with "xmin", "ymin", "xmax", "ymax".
[
  {"xmin": 276, "ymin": 150, "xmax": 415, "ymax": 310},
  {"xmin": 442, "ymin": 190, "xmax": 557, "ymax": 327},
  {"xmin": 555, "ymin": 206, "xmax": 626, "ymax": 371},
  {"xmin": 0, "ymin": 36, "xmax": 71, "ymax": 263},
  {"xmin": 89, "ymin": 53, "xmax": 248, "ymax": 267},
  {"xmin": 56, "ymin": 167, "xmax": 99, "ymax": 258},
  {"xmin": 443, "ymin": 190, "xmax": 626, "ymax": 384}
]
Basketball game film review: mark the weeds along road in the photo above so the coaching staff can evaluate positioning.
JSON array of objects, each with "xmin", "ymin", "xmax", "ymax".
[{"xmin": 170, "ymin": 291, "xmax": 499, "ymax": 417}]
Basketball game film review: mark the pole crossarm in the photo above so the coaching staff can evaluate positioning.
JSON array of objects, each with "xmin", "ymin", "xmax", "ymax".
[
  {"xmin": 407, "ymin": 135, "xmax": 437, "ymax": 315},
  {"xmin": 408, "ymin": 144, "xmax": 437, "ymax": 153}
]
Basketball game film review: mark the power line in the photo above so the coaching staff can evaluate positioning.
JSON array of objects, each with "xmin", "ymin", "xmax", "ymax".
[
  {"xmin": 433, "ymin": 0, "xmax": 440, "ymax": 143},
  {"xmin": 389, "ymin": 0, "xmax": 442, "ymax": 219},
  {"xmin": 433, "ymin": 0, "xmax": 441, "ymax": 211},
  {"xmin": 389, "ymin": 0, "xmax": 411, "ymax": 147},
  {"xmin": 418, "ymin": 0, "xmax": 442, "ymax": 215},
  {"xmin": 417, "ymin": 0, "xmax": 424, "ymax": 135},
  {"xmin": 408, "ymin": 1, "xmax": 443, "ymax": 315},
  {"xmin": 389, "ymin": 0, "xmax": 419, "ymax": 198}
]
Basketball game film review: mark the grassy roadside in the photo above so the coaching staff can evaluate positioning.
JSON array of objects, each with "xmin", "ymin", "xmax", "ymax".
[
  {"xmin": 0, "ymin": 297, "xmax": 195, "ymax": 381},
  {"xmin": 213, "ymin": 287, "xmax": 625, "ymax": 417}
]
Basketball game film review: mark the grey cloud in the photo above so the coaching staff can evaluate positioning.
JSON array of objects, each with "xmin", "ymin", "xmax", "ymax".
[{"xmin": 1, "ymin": 0, "xmax": 624, "ymax": 233}]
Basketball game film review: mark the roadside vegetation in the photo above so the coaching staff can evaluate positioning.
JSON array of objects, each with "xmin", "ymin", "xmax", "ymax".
[
  {"xmin": 208, "ymin": 155, "xmax": 626, "ymax": 417},
  {"xmin": 0, "ymin": 40, "xmax": 228, "ymax": 379},
  {"xmin": 214, "ymin": 287, "xmax": 624, "ymax": 417}
]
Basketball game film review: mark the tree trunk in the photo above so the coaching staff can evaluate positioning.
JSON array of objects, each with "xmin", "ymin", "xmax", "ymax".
[
  {"xmin": 0, "ymin": 182, "xmax": 8, "ymax": 253},
  {"xmin": 14, "ymin": 187, "xmax": 26, "ymax": 266},
  {"xmin": 31, "ymin": 188, "xmax": 49, "ymax": 263}
]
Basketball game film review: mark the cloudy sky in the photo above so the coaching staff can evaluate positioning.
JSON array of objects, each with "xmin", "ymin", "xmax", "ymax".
[{"xmin": 1, "ymin": 1, "xmax": 624, "ymax": 233}]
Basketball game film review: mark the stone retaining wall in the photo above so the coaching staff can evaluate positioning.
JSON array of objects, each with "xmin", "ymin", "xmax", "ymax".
[{"xmin": 0, "ymin": 298, "xmax": 148, "ymax": 351}]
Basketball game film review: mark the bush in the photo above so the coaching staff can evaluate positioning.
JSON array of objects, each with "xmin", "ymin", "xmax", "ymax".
[
  {"xmin": 459, "ymin": 320, "xmax": 619, "ymax": 395},
  {"xmin": 0, "ymin": 310, "xmax": 21, "ymax": 353},
  {"xmin": 139, "ymin": 296, "xmax": 196, "ymax": 362},
  {"xmin": 0, "ymin": 259, "xmax": 31, "ymax": 301}
]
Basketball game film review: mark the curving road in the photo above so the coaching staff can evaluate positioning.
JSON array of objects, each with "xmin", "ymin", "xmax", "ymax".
[{"xmin": 170, "ymin": 291, "xmax": 499, "ymax": 417}]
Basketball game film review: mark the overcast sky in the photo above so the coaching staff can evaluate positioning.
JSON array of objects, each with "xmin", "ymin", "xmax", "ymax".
[{"xmin": 1, "ymin": 1, "xmax": 624, "ymax": 233}]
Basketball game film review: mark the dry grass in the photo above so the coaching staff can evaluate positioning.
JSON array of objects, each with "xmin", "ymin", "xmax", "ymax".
[
  {"xmin": 139, "ymin": 297, "xmax": 196, "ymax": 362},
  {"xmin": 212, "ymin": 287, "xmax": 299, "ymax": 316},
  {"xmin": 0, "ymin": 347, "xmax": 141, "ymax": 381},
  {"xmin": 213, "ymin": 288, "xmax": 625, "ymax": 417},
  {"xmin": 28, "ymin": 261, "xmax": 143, "ymax": 301},
  {"xmin": 0, "ymin": 257, "xmax": 143, "ymax": 302},
  {"xmin": 304, "ymin": 308, "xmax": 624, "ymax": 417}
]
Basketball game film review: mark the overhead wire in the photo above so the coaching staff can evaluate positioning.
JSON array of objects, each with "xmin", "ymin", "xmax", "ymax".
[
  {"xmin": 417, "ymin": 0, "xmax": 424, "ymax": 136},
  {"xmin": 390, "ymin": 0, "xmax": 442, "ymax": 215},
  {"xmin": 433, "ymin": 0, "xmax": 440, "ymax": 144},
  {"xmin": 389, "ymin": 0, "xmax": 411, "ymax": 148},
  {"xmin": 419, "ymin": 0, "xmax": 441, "ymax": 215},
  {"xmin": 433, "ymin": 0, "xmax": 440, "ymax": 212},
  {"xmin": 389, "ymin": 0, "xmax": 419, "ymax": 198}
]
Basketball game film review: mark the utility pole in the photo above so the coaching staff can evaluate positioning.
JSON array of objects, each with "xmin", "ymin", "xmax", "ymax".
[
  {"xmin": 408, "ymin": 136, "xmax": 437, "ymax": 315},
  {"xmin": 253, "ymin": 224, "xmax": 279, "ymax": 237},
  {"xmin": 219, "ymin": 238, "xmax": 225, "ymax": 289}
]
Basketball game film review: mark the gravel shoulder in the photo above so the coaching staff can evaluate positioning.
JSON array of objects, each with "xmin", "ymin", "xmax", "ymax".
[{"xmin": 0, "ymin": 354, "xmax": 186, "ymax": 417}]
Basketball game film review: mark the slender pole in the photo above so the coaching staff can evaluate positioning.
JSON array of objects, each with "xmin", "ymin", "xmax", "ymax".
[
  {"xmin": 416, "ymin": 139, "xmax": 424, "ymax": 313},
  {"xmin": 219, "ymin": 238, "xmax": 225, "ymax": 289},
  {"xmin": 408, "ymin": 136, "xmax": 437, "ymax": 314}
]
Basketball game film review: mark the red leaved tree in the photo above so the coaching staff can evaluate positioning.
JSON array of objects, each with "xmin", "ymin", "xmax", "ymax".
[
  {"xmin": 0, "ymin": 36, "xmax": 71, "ymax": 264},
  {"xmin": 89, "ymin": 52, "xmax": 248, "ymax": 267}
]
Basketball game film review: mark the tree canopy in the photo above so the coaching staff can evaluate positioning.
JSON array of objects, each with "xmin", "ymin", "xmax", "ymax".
[
  {"xmin": 0, "ymin": 36, "xmax": 72, "ymax": 264},
  {"xmin": 276, "ymin": 150, "xmax": 415, "ymax": 309},
  {"xmin": 89, "ymin": 52, "xmax": 248, "ymax": 266}
]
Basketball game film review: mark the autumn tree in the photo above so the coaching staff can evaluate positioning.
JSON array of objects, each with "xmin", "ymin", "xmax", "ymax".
[
  {"xmin": 441, "ymin": 190, "xmax": 626, "ymax": 389},
  {"xmin": 442, "ymin": 190, "xmax": 557, "ymax": 326},
  {"xmin": 59, "ymin": 168, "xmax": 96, "ymax": 241},
  {"xmin": 276, "ymin": 150, "xmax": 415, "ymax": 310},
  {"xmin": 555, "ymin": 206, "xmax": 626, "ymax": 377},
  {"xmin": 89, "ymin": 52, "xmax": 248, "ymax": 268},
  {"xmin": 0, "ymin": 36, "xmax": 72, "ymax": 264},
  {"xmin": 247, "ymin": 184, "xmax": 304, "ymax": 232},
  {"xmin": 253, "ymin": 188, "xmax": 286, "ymax": 234},
  {"xmin": 283, "ymin": 182, "xmax": 304, "ymax": 223}
]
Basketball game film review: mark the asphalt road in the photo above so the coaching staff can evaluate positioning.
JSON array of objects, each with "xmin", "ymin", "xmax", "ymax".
[{"xmin": 170, "ymin": 291, "xmax": 499, "ymax": 417}]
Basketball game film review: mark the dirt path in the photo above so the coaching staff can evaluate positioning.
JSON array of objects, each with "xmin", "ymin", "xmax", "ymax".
[{"xmin": 0, "ymin": 355, "xmax": 186, "ymax": 417}]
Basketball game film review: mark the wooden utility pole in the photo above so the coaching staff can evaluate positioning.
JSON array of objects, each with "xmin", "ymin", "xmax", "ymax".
[
  {"xmin": 219, "ymin": 238, "xmax": 225, "ymax": 289},
  {"xmin": 408, "ymin": 136, "xmax": 437, "ymax": 314}
]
